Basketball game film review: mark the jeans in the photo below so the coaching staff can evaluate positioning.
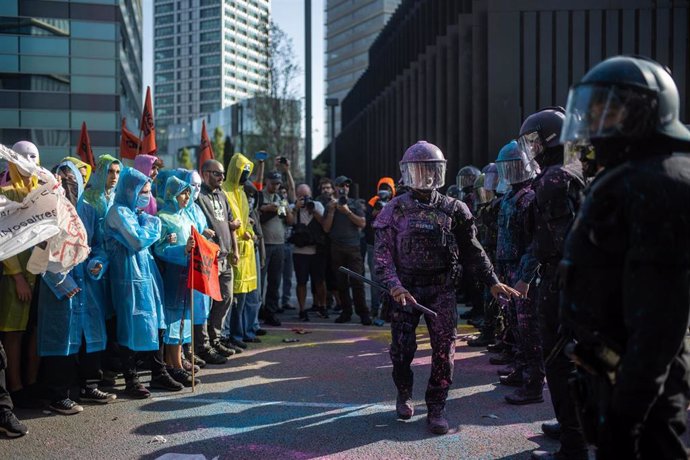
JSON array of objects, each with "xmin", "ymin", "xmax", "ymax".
[{"xmin": 226, "ymin": 293, "xmax": 247, "ymax": 343}]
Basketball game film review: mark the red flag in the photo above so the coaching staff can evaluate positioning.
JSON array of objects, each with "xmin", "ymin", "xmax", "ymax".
[
  {"xmin": 198, "ymin": 119, "xmax": 214, "ymax": 172},
  {"xmin": 120, "ymin": 118, "xmax": 141, "ymax": 160},
  {"xmin": 77, "ymin": 122, "xmax": 96, "ymax": 169},
  {"xmin": 140, "ymin": 86, "xmax": 157, "ymax": 155},
  {"xmin": 187, "ymin": 226, "xmax": 222, "ymax": 301}
]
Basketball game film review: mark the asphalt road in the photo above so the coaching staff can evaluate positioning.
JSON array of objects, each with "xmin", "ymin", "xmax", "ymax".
[{"xmin": 4, "ymin": 306, "xmax": 570, "ymax": 460}]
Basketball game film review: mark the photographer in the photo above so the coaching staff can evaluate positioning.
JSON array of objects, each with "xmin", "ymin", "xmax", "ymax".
[
  {"xmin": 365, "ymin": 178, "xmax": 395, "ymax": 323},
  {"xmin": 289, "ymin": 184, "xmax": 327, "ymax": 321},
  {"xmin": 258, "ymin": 158, "xmax": 294, "ymax": 326},
  {"xmin": 322, "ymin": 176, "xmax": 372, "ymax": 325}
]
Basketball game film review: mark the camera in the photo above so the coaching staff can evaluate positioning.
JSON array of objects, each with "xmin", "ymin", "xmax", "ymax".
[
  {"xmin": 374, "ymin": 200, "xmax": 386, "ymax": 211},
  {"xmin": 338, "ymin": 196, "xmax": 348, "ymax": 206},
  {"xmin": 277, "ymin": 199, "xmax": 288, "ymax": 218},
  {"xmin": 302, "ymin": 196, "xmax": 315, "ymax": 211},
  {"xmin": 278, "ymin": 156, "xmax": 288, "ymax": 165}
]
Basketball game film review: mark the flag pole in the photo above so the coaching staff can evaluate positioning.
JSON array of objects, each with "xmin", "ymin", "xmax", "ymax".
[{"xmin": 190, "ymin": 226, "xmax": 196, "ymax": 393}]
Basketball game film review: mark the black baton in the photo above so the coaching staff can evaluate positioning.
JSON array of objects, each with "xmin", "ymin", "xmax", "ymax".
[{"xmin": 338, "ymin": 266, "xmax": 438, "ymax": 318}]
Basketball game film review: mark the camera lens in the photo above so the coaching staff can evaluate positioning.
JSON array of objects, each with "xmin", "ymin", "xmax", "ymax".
[
  {"xmin": 338, "ymin": 196, "xmax": 348, "ymax": 205},
  {"xmin": 306, "ymin": 201, "xmax": 315, "ymax": 210}
]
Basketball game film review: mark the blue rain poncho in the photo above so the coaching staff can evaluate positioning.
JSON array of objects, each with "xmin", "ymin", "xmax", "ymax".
[
  {"xmin": 154, "ymin": 176, "xmax": 194, "ymax": 345},
  {"xmin": 155, "ymin": 169, "xmax": 211, "ymax": 325},
  {"xmin": 38, "ymin": 161, "xmax": 107, "ymax": 356},
  {"xmin": 104, "ymin": 167, "xmax": 164, "ymax": 351},
  {"xmin": 77, "ymin": 154, "xmax": 120, "ymax": 319}
]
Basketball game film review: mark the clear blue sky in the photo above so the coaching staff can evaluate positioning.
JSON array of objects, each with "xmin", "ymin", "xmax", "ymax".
[{"xmin": 142, "ymin": 0, "xmax": 326, "ymax": 155}]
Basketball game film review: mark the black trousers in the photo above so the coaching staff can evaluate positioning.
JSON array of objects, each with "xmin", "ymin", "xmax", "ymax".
[
  {"xmin": 118, "ymin": 329, "xmax": 166, "ymax": 382},
  {"xmin": 331, "ymin": 244, "xmax": 369, "ymax": 319},
  {"xmin": 537, "ymin": 264, "xmax": 587, "ymax": 455},
  {"xmin": 41, "ymin": 343, "xmax": 102, "ymax": 402}
]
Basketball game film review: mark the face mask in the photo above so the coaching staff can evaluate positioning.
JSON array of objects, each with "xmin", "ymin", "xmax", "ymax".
[
  {"xmin": 248, "ymin": 197, "xmax": 255, "ymax": 209},
  {"xmin": 377, "ymin": 190, "xmax": 391, "ymax": 201},
  {"xmin": 239, "ymin": 164, "xmax": 251, "ymax": 185},
  {"xmin": 136, "ymin": 192, "xmax": 150, "ymax": 209}
]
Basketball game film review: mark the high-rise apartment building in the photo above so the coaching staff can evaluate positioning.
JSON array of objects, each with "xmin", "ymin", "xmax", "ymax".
[
  {"xmin": 325, "ymin": 0, "xmax": 401, "ymax": 138},
  {"xmin": 153, "ymin": 0, "xmax": 270, "ymax": 145},
  {"xmin": 0, "ymin": 0, "xmax": 143, "ymax": 167}
]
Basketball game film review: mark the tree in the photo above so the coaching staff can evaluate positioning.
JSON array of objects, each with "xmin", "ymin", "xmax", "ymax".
[
  {"xmin": 178, "ymin": 147, "xmax": 193, "ymax": 169},
  {"xmin": 251, "ymin": 21, "xmax": 302, "ymax": 179},
  {"xmin": 223, "ymin": 135, "xmax": 234, "ymax": 172},
  {"xmin": 212, "ymin": 126, "xmax": 224, "ymax": 166}
]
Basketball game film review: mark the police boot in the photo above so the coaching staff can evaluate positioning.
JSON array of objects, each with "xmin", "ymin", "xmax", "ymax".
[
  {"xmin": 489, "ymin": 351, "xmax": 514, "ymax": 365},
  {"xmin": 541, "ymin": 421, "xmax": 561, "ymax": 440},
  {"xmin": 395, "ymin": 390, "xmax": 414, "ymax": 420},
  {"xmin": 467, "ymin": 333, "xmax": 495, "ymax": 347},
  {"xmin": 487, "ymin": 341, "xmax": 508, "ymax": 354},
  {"xmin": 426, "ymin": 409, "xmax": 449, "ymax": 435},
  {"xmin": 499, "ymin": 369, "xmax": 524, "ymax": 387},
  {"xmin": 504, "ymin": 379, "xmax": 543, "ymax": 405}
]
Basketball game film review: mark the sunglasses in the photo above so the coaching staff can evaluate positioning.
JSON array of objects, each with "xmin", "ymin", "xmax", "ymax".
[{"xmin": 207, "ymin": 171, "xmax": 225, "ymax": 178}]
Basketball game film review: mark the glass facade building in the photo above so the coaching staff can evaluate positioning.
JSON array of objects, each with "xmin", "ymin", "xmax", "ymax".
[
  {"xmin": 0, "ymin": 0, "xmax": 143, "ymax": 167},
  {"xmin": 153, "ymin": 0, "xmax": 270, "ymax": 148},
  {"xmin": 324, "ymin": 0, "xmax": 401, "ymax": 138}
]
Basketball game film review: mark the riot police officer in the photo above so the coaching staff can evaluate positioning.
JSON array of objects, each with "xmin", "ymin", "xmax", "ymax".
[
  {"xmin": 517, "ymin": 108, "xmax": 587, "ymax": 459},
  {"xmin": 373, "ymin": 141, "xmax": 519, "ymax": 435},
  {"xmin": 560, "ymin": 55, "xmax": 690, "ymax": 459}
]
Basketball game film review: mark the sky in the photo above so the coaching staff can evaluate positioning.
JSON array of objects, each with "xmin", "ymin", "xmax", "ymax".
[{"xmin": 142, "ymin": 0, "xmax": 326, "ymax": 155}]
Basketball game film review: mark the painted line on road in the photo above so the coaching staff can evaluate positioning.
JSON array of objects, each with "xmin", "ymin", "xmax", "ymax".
[{"xmin": 151, "ymin": 394, "xmax": 395, "ymax": 411}]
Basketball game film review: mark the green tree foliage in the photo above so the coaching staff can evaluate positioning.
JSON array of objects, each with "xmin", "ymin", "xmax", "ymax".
[{"xmin": 179, "ymin": 147, "xmax": 193, "ymax": 169}]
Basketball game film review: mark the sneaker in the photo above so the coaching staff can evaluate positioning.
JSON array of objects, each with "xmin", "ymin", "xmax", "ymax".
[
  {"xmin": 264, "ymin": 315, "xmax": 282, "ymax": 327},
  {"xmin": 334, "ymin": 315, "xmax": 351, "ymax": 324},
  {"xmin": 169, "ymin": 367, "xmax": 201, "ymax": 388},
  {"xmin": 299, "ymin": 311, "xmax": 310, "ymax": 322},
  {"xmin": 212, "ymin": 341, "xmax": 237, "ymax": 357},
  {"xmin": 0, "ymin": 411, "xmax": 28, "ymax": 438},
  {"xmin": 197, "ymin": 347, "xmax": 228, "ymax": 365},
  {"xmin": 373, "ymin": 318, "xmax": 386, "ymax": 327},
  {"xmin": 396, "ymin": 391, "xmax": 414, "ymax": 420},
  {"xmin": 360, "ymin": 315, "xmax": 373, "ymax": 326},
  {"xmin": 282, "ymin": 303, "xmax": 296, "ymax": 310},
  {"xmin": 255, "ymin": 329, "xmax": 268, "ymax": 336},
  {"xmin": 243, "ymin": 337, "xmax": 262, "ymax": 343},
  {"xmin": 124, "ymin": 380, "xmax": 151, "ymax": 399},
  {"xmin": 149, "ymin": 372, "xmax": 184, "ymax": 392},
  {"xmin": 49, "ymin": 398, "xmax": 84, "ymax": 415},
  {"xmin": 181, "ymin": 358, "xmax": 201, "ymax": 374},
  {"xmin": 184, "ymin": 348, "xmax": 206, "ymax": 368},
  {"xmin": 219, "ymin": 339, "xmax": 244, "ymax": 353},
  {"xmin": 192, "ymin": 354, "xmax": 207, "ymax": 368},
  {"xmin": 80, "ymin": 386, "xmax": 117, "ymax": 404}
]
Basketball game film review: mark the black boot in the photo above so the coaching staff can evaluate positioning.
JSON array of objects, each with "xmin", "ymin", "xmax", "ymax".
[
  {"xmin": 541, "ymin": 421, "xmax": 561, "ymax": 441},
  {"xmin": 426, "ymin": 409, "xmax": 449, "ymax": 435},
  {"xmin": 467, "ymin": 334, "xmax": 495, "ymax": 347},
  {"xmin": 499, "ymin": 370, "xmax": 524, "ymax": 387},
  {"xmin": 505, "ymin": 380, "xmax": 543, "ymax": 405}
]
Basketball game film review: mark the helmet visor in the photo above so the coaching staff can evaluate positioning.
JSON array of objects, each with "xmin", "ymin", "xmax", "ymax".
[
  {"xmin": 496, "ymin": 159, "xmax": 537, "ymax": 185},
  {"xmin": 517, "ymin": 131, "xmax": 543, "ymax": 162},
  {"xmin": 563, "ymin": 140, "xmax": 594, "ymax": 167},
  {"xmin": 475, "ymin": 188, "xmax": 493, "ymax": 205},
  {"xmin": 457, "ymin": 173, "xmax": 476, "ymax": 188},
  {"xmin": 483, "ymin": 171, "xmax": 498, "ymax": 191},
  {"xmin": 400, "ymin": 161, "xmax": 446, "ymax": 190},
  {"xmin": 561, "ymin": 83, "xmax": 657, "ymax": 144}
]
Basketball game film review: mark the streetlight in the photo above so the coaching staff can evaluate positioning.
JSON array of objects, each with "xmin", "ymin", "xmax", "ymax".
[
  {"xmin": 325, "ymin": 97, "xmax": 339, "ymax": 178},
  {"xmin": 305, "ymin": 0, "xmax": 312, "ymax": 186}
]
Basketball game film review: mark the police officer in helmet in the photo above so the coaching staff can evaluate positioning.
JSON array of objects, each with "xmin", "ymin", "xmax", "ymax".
[
  {"xmin": 373, "ymin": 141, "xmax": 519, "ymax": 435},
  {"xmin": 560, "ymin": 55, "xmax": 690, "ymax": 459}
]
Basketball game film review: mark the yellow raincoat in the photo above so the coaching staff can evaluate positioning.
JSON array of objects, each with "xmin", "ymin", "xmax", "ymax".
[
  {"xmin": 223, "ymin": 153, "xmax": 257, "ymax": 294},
  {"xmin": 0, "ymin": 164, "xmax": 38, "ymax": 331}
]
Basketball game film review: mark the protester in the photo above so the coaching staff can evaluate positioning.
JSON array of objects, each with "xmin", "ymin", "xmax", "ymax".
[
  {"xmin": 38, "ymin": 161, "xmax": 114, "ymax": 415},
  {"xmin": 241, "ymin": 181, "xmax": 267, "ymax": 342},
  {"xmin": 196, "ymin": 159, "xmax": 239, "ymax": 363},
  {"xmin": 104, "ymin": 167, "xmax": 183, "ymax": 397},
  {"xmin": 134, "ymin": 154, "xmax": 162, "ymax": 215},
  {"xmin": 222, "ymin": 154, "xmax": 261, "ymax": 346},
  {"xmin": 154, "ymin": 176, "xmax": 200, "ymax": 387},
  {"xmin": 0, "ymin": 146, "xmax": 40, "ymax": 407}
]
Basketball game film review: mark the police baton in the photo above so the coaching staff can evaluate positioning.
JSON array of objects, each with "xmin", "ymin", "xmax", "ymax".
[{"xmin": 338, "ymin": 266, "xmax": 438, "ymax": 318}]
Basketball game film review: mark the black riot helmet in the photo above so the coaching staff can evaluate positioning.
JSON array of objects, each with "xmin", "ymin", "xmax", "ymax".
[
  {"xmin": 561, "ymin": 55, "xmax": 690, "ymax": 166},
  {"xmin": 518, "ymin": 107, "xmax": 566, "ymax": 167}
]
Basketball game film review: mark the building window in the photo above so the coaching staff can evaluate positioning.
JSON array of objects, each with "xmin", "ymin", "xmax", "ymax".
[
  {"xmin": 155, "ymin": 72, "xmax": 174, "ymax": 84},
  {"xmin": 156, "ymin": 26, "xmax": 173, "ymax": 37},
  {"xmin": 200, "ymin": 66, "xmax": 219, "ymax": 77},
  {"xmin": 155, "ymin": 3, "xmax": 174, "ymax": 14},
  {"xmin": 200, "ymin": 78, "xmax": 220, "ymax": 89},
  {"xmin": 157, "ymin": 14, "xmax": 174, "ymax": 25},
  {"xmin": 199, "ymin": 31, "xmax": 219, "ymax": 42},
  {"xmin": 200, "ymin": 54, "xmax": 219, "ymax": 66},
  {"xmin": 155, "ymin": 37, "xmax": 174, "ymax": 49},
  {"xmin": 200, "ymin": 19, "xmax": 220, "ymax": 30}
]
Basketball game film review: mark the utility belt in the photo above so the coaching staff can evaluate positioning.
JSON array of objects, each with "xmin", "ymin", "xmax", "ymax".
[
  {"xmin": 399, "ymin": 271, "xmax": 451, "ymax": 287},
  {"xmin": 565, "ymin": 340, "xmax": 621, "ymax": 446}
]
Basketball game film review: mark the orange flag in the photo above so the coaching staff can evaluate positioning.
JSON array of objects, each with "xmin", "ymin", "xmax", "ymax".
[
  {"xmin": 187, "ymin": 226, "xmax": 222, "ymax": 301},
  {"xmin": 77, "ymin": 122, "xmax": 95, "ymax": 169},
  {"xmin": 198, "ymin": 119, "xmax": 214, "ymax": 172},
  {"xmin": 140, "ymin": 86, "xmax": 157, "ymax": 155},
  {"xmin": 120, "ymin": 118, "xmax": 141, "ymax": 160}
]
